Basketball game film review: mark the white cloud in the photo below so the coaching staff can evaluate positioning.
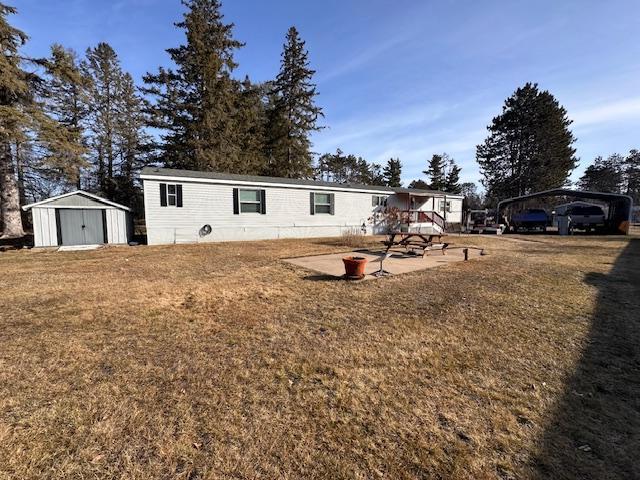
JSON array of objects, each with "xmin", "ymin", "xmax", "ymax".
[
  {"xmin": 572, "ymin": 97, "xmax": 640, "ymax": 128},
  {"xmin": 314, "ymin": 101, "xmax": 452, "ymax": 151},
  {"xmin": 316, "ymin": 31, "xmax": 415, "ymax": 84}
]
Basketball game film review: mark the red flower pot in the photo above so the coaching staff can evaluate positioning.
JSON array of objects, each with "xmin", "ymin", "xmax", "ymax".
[{"xmin": 343, "ymin": 256, "xmax": 368, "ymax": 279}]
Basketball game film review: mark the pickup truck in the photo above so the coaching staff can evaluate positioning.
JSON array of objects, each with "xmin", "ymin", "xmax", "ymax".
[
  {"xmin": 567, "ymin": 205, "xmax": 606, "ymax": 232},
  {"xmin": 510, "ymin": 209, "xmax": 549, "ymax": 232}
]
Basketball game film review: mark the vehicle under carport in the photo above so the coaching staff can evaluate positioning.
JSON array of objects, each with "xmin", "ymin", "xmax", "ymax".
[{"xmin": 497, "ymin": 189, "xmax": 633, "ymax": 235}]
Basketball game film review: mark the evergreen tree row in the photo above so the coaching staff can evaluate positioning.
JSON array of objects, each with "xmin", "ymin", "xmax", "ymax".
[
  {"xmin": 1, "ymin": 0, "xmax": 325, "ymax": 237},
  {"xmin": 1, "ymin": 0, "xmax": 151, "ymax": 237},
  {"xmin": 578, "ymin": 150, "xmax": 640, "ymax": 202},
  {"xmin": 142, "ymin": 1, "xmax": 323, "ymax": 180},
  {"xmin": 315, "ymin": 150, "xmax": 403, "ymax": 187},
  {"xmin": 2, "ymin": 0, "xmax": 634, "ymax": 239}
]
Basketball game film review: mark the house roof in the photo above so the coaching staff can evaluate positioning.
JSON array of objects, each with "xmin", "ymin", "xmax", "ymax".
[
  {"xmin": 22, "ymin": 190, "xmax": 132, "ymax": 211},
  {"xmin": 140, "ymin": 167, "xmax": 461, "ymax": 197}
]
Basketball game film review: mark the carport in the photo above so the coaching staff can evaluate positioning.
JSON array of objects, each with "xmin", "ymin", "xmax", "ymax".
[{"xmin": 497, "ymin": 189, "xmax": 633, "ymax": 234}]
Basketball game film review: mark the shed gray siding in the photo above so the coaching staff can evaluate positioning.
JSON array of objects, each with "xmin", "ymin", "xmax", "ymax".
[
  {"xmin": 45, "ymin": 194, "xmax": 108, "ymax": 208},
  {"xmin": 31, "ymin": 207, "xmax": 58, "ymax": 247},
  {"xmin": 26, "ymin": 191, "xmax": 131, "ymax": 247},
  {"xmin": 105, "ymin": 209, "xmax": 129, "ymax": 244}
]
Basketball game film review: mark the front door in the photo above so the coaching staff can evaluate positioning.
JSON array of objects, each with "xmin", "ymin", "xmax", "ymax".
[{"xmin": 59, "ymin": 209, "xmax": 105, "ymax": 246}]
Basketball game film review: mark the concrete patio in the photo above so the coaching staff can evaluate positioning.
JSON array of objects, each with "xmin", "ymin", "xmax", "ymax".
[{"xmin": 284, "ymin": 247, "xmax": 484, "ymax": 280}]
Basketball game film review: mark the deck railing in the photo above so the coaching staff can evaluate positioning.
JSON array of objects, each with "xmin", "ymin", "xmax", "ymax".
[{"xmin": 399, "ymin": 210, "xmax": 446, "ymax": 232}]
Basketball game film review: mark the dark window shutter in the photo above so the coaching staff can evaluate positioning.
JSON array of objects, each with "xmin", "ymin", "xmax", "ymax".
[
  {"xmin": 260, "ymin": 189, "xmax": 266, "ymax": 214},
  {"xmin": 160, "ymin": 183, "xmax": 167, "ymax": 207},
  {"xmin": 233, "ymin": 188, "xmax": 239, "ymax": 214},
  {"xmin": 310, "ymin": 192, "xmax": 315, "ymax": 215},
  {"xmin": 329, "ymin": 193, "xmax": 335, "ymax": 215},
  {"xmin": 176, "ymin": 184, "xmax": 183, "ymax": 207}
]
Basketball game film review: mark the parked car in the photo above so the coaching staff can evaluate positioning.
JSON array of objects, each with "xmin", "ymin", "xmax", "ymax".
[
  {"xmin": 510, "ymin": 208, "xmax": 549, "ymax": 232},
  {"xmin": 567, "ymin": 205, "xmax": 606, "ymax": 232},
  {"xmin": 466, "ymin": 210, "xmax": 505, "ymax": 234}
]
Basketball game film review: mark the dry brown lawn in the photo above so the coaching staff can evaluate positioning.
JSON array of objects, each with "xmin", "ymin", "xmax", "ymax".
[{"xmin": 0, "ymin": 234, "xmax": 638, "ymax": 479}]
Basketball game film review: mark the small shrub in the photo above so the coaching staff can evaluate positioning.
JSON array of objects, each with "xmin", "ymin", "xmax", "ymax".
[{"xmin": 340, "ymin": 227, "xmax": 368, "ymax": 248}]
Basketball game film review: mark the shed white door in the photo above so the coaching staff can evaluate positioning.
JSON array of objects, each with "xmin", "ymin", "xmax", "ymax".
[{"xmin": 58, "ymin": 209, "xmax": 105, "ymax": 245}]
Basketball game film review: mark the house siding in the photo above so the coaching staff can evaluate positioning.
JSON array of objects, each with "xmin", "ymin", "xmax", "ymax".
[
  {"xmin": 143, "ymin": 178, "xmax": 463, "ymax": 245},
  {"xmin": 144, "ymin": 179, "xmax": 382, "ymax": 244}
]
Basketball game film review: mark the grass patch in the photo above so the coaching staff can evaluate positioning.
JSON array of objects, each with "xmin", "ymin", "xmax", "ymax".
[{"xmin": 0, "ymin": 234, "xmax": 638, "ymax": 479}]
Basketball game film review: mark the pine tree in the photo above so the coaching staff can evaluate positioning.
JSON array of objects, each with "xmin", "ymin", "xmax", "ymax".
[
  {"xmin": 356, "ymin": 157, "xmax": 372, "ymax": 184},
  {"xmin": 316, "ymin": 148, "xmax": 343, "ymax": 182},
  {"xmin": 40, "ymin": 44, "xmax": 90, "ymax": 189},
  {"xmin": 143, "ymin": 0, "xmax": 244, "ymax": 172},
  {"xmin": 443, "ymin": 156, "xmax": 462, "ymax": 194},
  {"xmin": 235, "ymin": 76, "xmax": 268, "ymax": 174},
  {"xmin": 112, "ymin": 72, "xmax": 149, "ymax": 206},
  {"xmin": 81, "ymin": 43, "xmax": 149, "ymax": 203},
  {"xmin": 383, "ymin": 157, "xmax": 402, "ymax": 187},
  {"xmin": 578, "ymin": 154, "xmax": 625, "ymax": 193},
  {"xmin": 408, "ymin": 179, "xmax": 430, "ymax": 190},
  {"xmin": 367, "ymin": 163, "xmax": 385, "ymax": 186},
  {"xmin": 83, "ymin": 42, "xmax": 123, "ymax": 196},
  {"xmin": 625, "ymin": 149, "xmax": 640, "ymax": 204},
  {"xmin": 460, "ymin": 182, "xmax": 483, "ymax": 209},
  {"xmin": 266, "ymin": 26, "xmax": 323, "ymax": 178},
  {"xmin": 316, "ymin": 149, "xmax": 356, "ymax": 183},
  {"xmin": 315, "ymin": 148, "xmax": 382, "ymax": 185},
  {"xmin": 424, "ymin": 154, "xmax": 446, "ymax": 191},
  {"xmin": 0, "ymin": 2, "xmax": 30, "ymax": 237},
  {"xmin": 477, "ymin": 83, "xmax": 577, "ymax": 199}
]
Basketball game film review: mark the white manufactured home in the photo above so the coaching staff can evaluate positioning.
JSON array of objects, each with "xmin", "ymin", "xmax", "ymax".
[
  {"xmin": 141, "ymin": 167, "xmax": 463, "ymax": 245},
  {"xmin": 22, "ymin": 191, "xmax": 132, "ymax": 247}
]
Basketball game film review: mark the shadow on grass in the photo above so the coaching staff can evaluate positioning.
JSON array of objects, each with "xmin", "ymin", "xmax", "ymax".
[
  {"xmin": 303, "ymin": 274, "xmax": 344, "ymax": 282},
  {"xmin": 0, "ymin": 234, "xmax": 33, "ymax": 250},
  {"xmin": 532, "ymin": 239, "xmax": 640, "ymax": 479}
]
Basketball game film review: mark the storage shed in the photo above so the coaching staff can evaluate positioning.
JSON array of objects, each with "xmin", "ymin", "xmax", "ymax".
[{"xmin": 22, "ymin": 191, "xmax": 132, "ymax": 247}]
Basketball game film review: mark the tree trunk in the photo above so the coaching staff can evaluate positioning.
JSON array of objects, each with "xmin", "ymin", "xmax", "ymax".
[
  {"xmin": 15, "ymin": 142, "xmax": 29, "ymax": 229},
  {"xmin": 0, "ymin": 142, "xmax": 25, "ymax": 238},
  {"xmin": 97, "ymin": 145, "xmax": 104, "ymax": 194}
]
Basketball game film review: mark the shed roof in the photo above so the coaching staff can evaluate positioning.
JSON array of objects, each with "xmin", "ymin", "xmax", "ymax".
[
  {"xmin": 140, "ymin": 167, "xmax": 462, "ymax": 198},
  {"xmin": 22, "ymin": 190, "xmax": 132, "ymax": 211}
]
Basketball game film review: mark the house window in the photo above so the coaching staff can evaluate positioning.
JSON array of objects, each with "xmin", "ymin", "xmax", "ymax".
[
  {"xmin": 372, "ymin": 195, "xmax": 387, "ymax": 207},
  {"xmin": 310, "ymin": 192, "xmax": 334, "ymax": 215},
  {"xmin": 239, "ymin": 189, "xmax": 263, "ymax": 213},
  {"xmin": 233, "ymin": 188, "xmax": 266, "ymax": 214},
  {"xmin": 167, "ymin": 184, "xmax": 177, "ymax": 206},
  {"xmin": 160, "ymin": 183, "xmax": 182, "ymax": 207},
  {"xmin": 314, "ymin": 193, "xmax": 333, "ymax": 214},
  {"xmin": 439, "ymin": 200, "xmax": 451, "ymax": 213}
]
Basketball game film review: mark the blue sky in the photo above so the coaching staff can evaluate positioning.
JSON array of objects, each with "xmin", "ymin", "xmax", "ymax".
[{"xmin": 11, "ymin": 0, "xmax": 640, "ymax": 186}]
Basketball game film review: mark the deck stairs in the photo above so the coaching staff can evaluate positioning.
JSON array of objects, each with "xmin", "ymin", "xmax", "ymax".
[{"xmin": 401, "ymin": 210, "xmax": 447, "ymax": 235}]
